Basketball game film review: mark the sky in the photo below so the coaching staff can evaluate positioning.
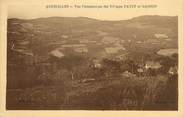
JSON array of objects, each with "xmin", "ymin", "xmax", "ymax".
[{"xmin": 7, "ymin": 0, "xmax": 180, "ymax": 20}]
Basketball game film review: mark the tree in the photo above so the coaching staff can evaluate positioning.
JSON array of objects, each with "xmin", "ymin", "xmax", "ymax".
[
  {"xmin": 101, "ymin": 58, "xmax": 121, "ymax": 77},
  {"xmin": 58, "ymin": 55, "xmax": 89, "ymax": 80},
  {"xmin": 158, "ymin": 56, "xmax": 175, "ymax": 74},
  {"xmin": 120, "ymin": 59, "xmax": 139, "ymax": 74}
]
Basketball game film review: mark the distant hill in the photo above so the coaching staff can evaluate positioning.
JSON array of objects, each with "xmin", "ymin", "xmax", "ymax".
[{"xmin": 7, "ymin": 15, "xmax": 178, "ymax": 62}]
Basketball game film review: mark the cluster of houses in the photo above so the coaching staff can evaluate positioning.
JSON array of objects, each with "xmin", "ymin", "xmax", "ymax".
[
  {"xmin": 91, "ymin": 56, "xmax": 177, "ymax": 78},
  {"xmin": 135, "ymin": 60, "xmax": 177, "ymax": 77}
]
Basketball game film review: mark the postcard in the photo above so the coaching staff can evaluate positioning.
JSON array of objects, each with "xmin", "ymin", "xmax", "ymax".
[{"xmin": 0, "ymin": 0, "xmax": 184, "ymax": 117}]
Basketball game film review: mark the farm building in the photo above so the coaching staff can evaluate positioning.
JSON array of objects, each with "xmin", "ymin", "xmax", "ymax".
[
  {"xmin": 137, "ymin": 68, "xmax": 144, "ymax": 73},
  {"xmin": 92, "ymin": 59, "xmax": 102, "ymax": 68},
  {"xmin": 168, "ymin": 66, "xmax": 178, "ymax": 75},
  {"xmin": 145, "ymin": 61, "xmax": 162, "ymax": 70}
]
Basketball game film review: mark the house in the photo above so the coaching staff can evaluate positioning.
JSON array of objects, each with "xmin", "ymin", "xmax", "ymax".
[
  {"xmin": 137, "ymin": 68, "xmax": 144, "ymax": 76},
  {"xmin": 137, "ymin": 68, "xmax": 144, "ymax": 73},
  {"xmin": 145, "ymin": 61, "xmax": 162, "ymax": 70},
  {"xmin": 92, "ymin": 59, "xmax": 102, "ymax": 68},
  {"xmin": 168, "ymin": 66, "xmax": 178, "ymax": 75}
]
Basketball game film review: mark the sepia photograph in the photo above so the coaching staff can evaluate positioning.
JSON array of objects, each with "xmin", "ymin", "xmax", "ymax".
[{"xmin": 6, "ymin": 5, "xmax": 179, "ymax": 110}]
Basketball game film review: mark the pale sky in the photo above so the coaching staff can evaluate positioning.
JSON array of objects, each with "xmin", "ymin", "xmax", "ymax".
[{"xmin": 7, "ymin": 0, "xmax": 180, "ymax": 20}]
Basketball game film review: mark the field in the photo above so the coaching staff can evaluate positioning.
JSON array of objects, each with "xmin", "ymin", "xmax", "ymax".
[{"xmin": 6, "ymin": 75, "xmax": 177, "ymax": 110}]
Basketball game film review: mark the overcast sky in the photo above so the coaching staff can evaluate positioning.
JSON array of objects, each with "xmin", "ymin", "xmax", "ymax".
[{"xmin": 8, "ymin": 0, "xmax": 180, "ymax": 20}]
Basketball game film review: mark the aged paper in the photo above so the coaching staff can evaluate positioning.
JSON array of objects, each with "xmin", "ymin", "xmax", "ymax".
[{"xmin": 0, "ymin": 0, "xmax": 184, "ymax": 116}]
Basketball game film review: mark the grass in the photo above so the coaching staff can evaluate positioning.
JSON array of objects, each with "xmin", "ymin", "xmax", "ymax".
[{"xmin": 6, "ymin": 75, "xmax": 178, "ymax": 110}]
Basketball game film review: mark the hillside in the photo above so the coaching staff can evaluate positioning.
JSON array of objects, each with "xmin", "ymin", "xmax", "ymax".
[
  {"xmin": 6, "ymin": 15, "xmax": 178, "ymax": 110},
  {"xmin": 7, "ymin": 15, "xmax": 178, "ymax": 61}
]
